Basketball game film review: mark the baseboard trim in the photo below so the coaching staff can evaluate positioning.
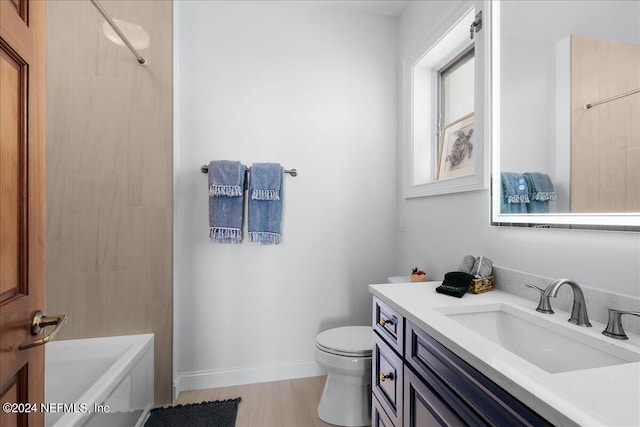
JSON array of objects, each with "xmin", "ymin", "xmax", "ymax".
[{"xmin": 176, "ymin": 359, "xmax": 325, "ymax": 395}]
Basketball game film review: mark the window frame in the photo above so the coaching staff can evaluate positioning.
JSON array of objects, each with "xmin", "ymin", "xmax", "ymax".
[{"xmin": 401, "ymin": 4, "xmax": 489, "ymax": 199}]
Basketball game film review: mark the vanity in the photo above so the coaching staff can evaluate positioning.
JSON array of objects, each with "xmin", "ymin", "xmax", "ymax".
[{"xmin": 370, "ymin": 282, "xmax": 640, "ymax": 426}]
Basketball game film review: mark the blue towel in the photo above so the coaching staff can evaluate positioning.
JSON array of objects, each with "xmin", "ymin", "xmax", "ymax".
[
  {"xmin": 209, "ymin": 160, "xmax": 244, "ymax": 197},
  {"xmin": 523, "ymin": 172, "xmax": 556, "ymax": 213},
  {"xmin": 208, "ymin": 161, "xmax": 246, "ymax": 243},
  {"xmin": 500, "ymin": 172, "xmax": 529, "ymax": 214},
  {"xmin": 248, "ymin": 163, "xmax": 283, "ymax": 245}
]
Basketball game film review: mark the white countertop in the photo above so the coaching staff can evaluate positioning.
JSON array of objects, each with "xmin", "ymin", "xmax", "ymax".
[{"xmin": 369, "ymin": 282, "xmax": 640, "ymax": 427}]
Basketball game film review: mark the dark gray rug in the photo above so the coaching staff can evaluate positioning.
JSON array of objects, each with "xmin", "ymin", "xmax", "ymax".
[{"xmin": 145, "ymin": 398, "xmax": 241, "ymax": 427}]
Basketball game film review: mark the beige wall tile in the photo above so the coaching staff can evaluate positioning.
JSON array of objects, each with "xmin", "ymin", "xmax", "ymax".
[
  {"xmin": 106, "ymin": 300, "xmax": 147, "ymax": 336},
  {"xmin": 127, "ymin": 112, "xmax": 172, "ymax": 208},
  {"xmin": 115, "ymin": 270, "xmax": 148, "ymax": 303},
  {"xmin": 146, "ymin": 208, "xmax": 172, "ymax": 302},
  {"xmin": 70, "ymin": 272, "xmax": 107, "ymax": 338},
  {"xmin": 71, "ymin": 174, "xmax": 128, "ymax": 272},
  {"xmin": 123, "ymin": 207, "xmax": 147, "ymax": 283},
  {"xmin": 45, "ymin": 242, "xmax": 73, "ymax": 340},
  {"xmin": 71, "ymin": 210, "xmax": 99, "ymax": 273},
  {"xmin": 46, "ymin": 0, "xmax": 172, "ymax": 405},
  {"xmin": 45, "ymin": 151, "xmax": 73, "ymax": 242},
  {"xmin": 147, "ymin": 301, "xmax": 172, "ymax": 404}
]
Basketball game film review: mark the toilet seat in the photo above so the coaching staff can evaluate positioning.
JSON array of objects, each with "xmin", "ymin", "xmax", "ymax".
[{"xmin": 316, "ymin": 326, "xmax": 372, "ymax": 357}]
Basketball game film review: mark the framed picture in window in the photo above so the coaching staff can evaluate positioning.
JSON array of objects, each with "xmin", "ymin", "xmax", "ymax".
[{"xmin": 437, "ymin": 113, "xmax": 475, "ymax": 181}]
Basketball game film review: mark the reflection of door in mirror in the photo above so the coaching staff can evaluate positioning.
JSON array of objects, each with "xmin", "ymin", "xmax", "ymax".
[{"xmin": 571, "ymin": 35, "xmax": 640, "ymax": 213}]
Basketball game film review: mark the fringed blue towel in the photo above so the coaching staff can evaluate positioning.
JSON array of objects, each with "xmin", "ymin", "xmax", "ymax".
[
  {"xmin": 500, "ymin": 172, "xmax": 529, "ymax": 214},
  {"xmin": 248, "ymin": 163, "xmax": 283, "ymax": 245},
  {"xmin": 523, "ymin": 172, "xmax": 557, "ymax": 213},
  {"xmin": 209, "ymin": 161, "xmax": 246, "ymax": 243}
]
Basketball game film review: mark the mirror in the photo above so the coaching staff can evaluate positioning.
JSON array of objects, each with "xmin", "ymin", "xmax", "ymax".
[{"xmin": 491, "ymin": 0, "xmax": 640, "ymax": 229}]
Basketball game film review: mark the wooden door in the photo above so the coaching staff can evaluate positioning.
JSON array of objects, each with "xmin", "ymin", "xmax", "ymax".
[{"xmin": 0, "ymin": 0, "xmax": 46, "ymax": 425}]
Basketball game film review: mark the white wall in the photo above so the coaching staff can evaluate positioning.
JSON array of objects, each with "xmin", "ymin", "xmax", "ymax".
[
  {"xmin": 173, "ymin": 0, "xmax": 640, "ymax": 397},
  {"xmin": 174, "ymin": 1, "xmax": 397, "ymax": 394},
  {"xmin": 395, "ymin": 1, "xmax": 640, "ymax": 296}
]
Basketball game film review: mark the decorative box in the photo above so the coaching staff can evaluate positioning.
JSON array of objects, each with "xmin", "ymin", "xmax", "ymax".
[{"xmin": 468, "ymin": 276, "xmax": 494, "ymax": 294}]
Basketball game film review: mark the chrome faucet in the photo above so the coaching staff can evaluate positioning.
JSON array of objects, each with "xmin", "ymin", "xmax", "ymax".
[
  {"xmin": 525, "ymin": 279, "xmax": 592, "ymax": 327},
  {"xmin": 602, "ymin": 309, "xmax": 640, "ymax": 340}
]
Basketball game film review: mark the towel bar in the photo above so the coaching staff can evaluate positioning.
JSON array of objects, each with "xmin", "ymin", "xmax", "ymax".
[{"xmin": 201, "ymin": 165, "xmax": 298, "ymax": 177}]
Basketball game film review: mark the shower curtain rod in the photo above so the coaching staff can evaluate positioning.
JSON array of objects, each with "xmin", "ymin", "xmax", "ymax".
[
  {"xmin": 90, "ymin": 0, "xmax": 146, "ymax": 65},
  {"xmin": 585, "ymin": 88, "xmax": 639, "ymax": 110}
]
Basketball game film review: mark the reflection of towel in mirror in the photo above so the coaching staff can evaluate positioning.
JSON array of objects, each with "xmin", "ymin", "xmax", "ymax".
[
  {"xmin": 500, "ymin": 172, "xmax": 529, "ymax": 214},
  {"xmin": 248, "ymin": 163, "xmax": 283, "ymax": 245},
  {"xmin": 523, "ymin": 172, "xmax": 556, "ymax": 213}
]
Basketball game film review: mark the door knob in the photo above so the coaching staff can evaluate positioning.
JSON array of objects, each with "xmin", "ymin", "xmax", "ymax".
[{"xmin": 18, "ymin": 310, "xmax": 67, "ymax": 351}]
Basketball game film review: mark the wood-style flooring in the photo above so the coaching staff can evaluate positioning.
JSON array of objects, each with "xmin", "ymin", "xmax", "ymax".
[{"xmin": 175, "ymin": 375, "xmax": 349, "ymax": 427}]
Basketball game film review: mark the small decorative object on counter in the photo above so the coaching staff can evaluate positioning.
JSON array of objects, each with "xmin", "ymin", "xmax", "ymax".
[
  {"xmin": 470, "ymin": 256, "xmax": 493, "ymax": 279},
  {"xmin": 410, "ymin": 267, "xmax": 427, "ymax": 282},
  {"xmin": 436, "ymin": 272, "xmax": 474, "ymax": 298},
  {"xmin": 468, "ymin": 276, "xmax": 495, "ymax": 294},
  {"xmin": 456, "ymin": 255, "xmax": 494, "ymax": 293},
  {"xmin": 458, "ymin": 255, "xmax": 475, "ymax": 273}
]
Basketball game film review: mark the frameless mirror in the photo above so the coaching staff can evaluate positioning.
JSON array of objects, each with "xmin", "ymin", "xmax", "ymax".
[{"xmin": 491, "ymin": 0, "xmax": 640, "ymax": 230}]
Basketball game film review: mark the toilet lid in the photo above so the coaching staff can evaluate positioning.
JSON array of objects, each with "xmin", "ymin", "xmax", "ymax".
[{"xmin": 316, "ymin": 326, "xmax": 372, "ymax": 357}]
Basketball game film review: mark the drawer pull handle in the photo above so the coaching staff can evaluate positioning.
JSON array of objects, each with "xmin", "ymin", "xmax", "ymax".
[
  {"xmin": 379, "ymin": 317, "xmax": 394, "ymax": 327},
  {"xmin": 379, "ymin": 372, "xmax": 394, "ymax": 382}
]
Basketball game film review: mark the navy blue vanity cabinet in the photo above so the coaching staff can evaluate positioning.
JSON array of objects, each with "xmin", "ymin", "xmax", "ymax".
[
  {"xmin": 373, "ymin": 331, "xmax": 403, "ymax": 426},
  {"xmin": 373, "ymin": 393, "xmax": 395, "ymax": 427},
  {"xmin": 405, "ymin": 320, "xmax": 554, "ymax": 427},
  {"xmin": 404, "ymin": 365, "xmax": 480, "ymax": 427},
  {"xmin": 373, "ymin": 297, "xmax": 404, "ymax": 354},
  {"xmin": 372, "ymin": 294, "xmax": 555, "ymax": 427},
  {"xmin": 372, "ymin": 297, "xmax": 404, "ymax": 426}
]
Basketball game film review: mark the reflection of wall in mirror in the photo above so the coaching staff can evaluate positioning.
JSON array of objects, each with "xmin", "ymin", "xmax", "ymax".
[
  {"xmin": 500, "ymin": 36, "xmax": 560, "ymax": 211},
  {"xmin": 499, "ymin": 0, "xmax": 640, "ymax": 215},
  {"xmin": 571, "ymin": 35, "xmax": 640, "ymax": 213}
]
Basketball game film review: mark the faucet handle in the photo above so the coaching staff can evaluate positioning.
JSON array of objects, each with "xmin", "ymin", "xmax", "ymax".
[
  {"xmin": 602, "ymin": 309, "xmax": 640, "ymax": 340},
  {"xmin": 524, "ymin": 283, "xmax": 554, "ymax": 314},
  {"xmin": 524, "ymin": 283, "xmax": 544, "ymax": 293}
]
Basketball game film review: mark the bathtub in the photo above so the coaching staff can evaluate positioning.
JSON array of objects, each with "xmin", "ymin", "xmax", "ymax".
[{"xmin": 45, "ymin": 334, "xmax": 154, "ymax": 427}]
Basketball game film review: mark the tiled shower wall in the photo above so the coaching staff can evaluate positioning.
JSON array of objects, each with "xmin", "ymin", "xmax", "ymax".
[{"xmin": 45, "ymin": 0, "xmax": 172, "ymax": 404}]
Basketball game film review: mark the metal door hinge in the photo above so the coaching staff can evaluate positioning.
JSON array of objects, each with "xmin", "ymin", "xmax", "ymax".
[{"xmin": 470, "ymin": 11, "xmax": 482, "ymax": 40}]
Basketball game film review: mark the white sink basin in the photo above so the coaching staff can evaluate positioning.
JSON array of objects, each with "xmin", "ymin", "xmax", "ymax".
[{"xmin": 437, "ymin": 303, "xmax": 640, "ymax": 374}]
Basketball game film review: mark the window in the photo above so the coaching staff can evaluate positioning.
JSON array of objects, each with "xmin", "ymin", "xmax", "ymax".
[
  {"xmin": 438, "ymin": 48, "xmax": 475, "ymax": 139},
  {"xmin": 402, "ymin": 7, "xmax": 487, "ymax": 198}
]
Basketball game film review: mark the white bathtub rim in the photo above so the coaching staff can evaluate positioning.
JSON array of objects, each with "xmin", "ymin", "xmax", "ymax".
[{"xmin": 47, "ymin": 333, "xmax": 154, "ymax": 427}]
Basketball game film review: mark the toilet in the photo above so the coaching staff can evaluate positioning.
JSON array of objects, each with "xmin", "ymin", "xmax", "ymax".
[{"xmin": 315, "ymin": 326, "xmax": 372, "ymax": 426}]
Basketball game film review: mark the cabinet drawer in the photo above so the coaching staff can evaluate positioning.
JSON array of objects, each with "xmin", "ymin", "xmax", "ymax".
[
  {"xmin": 373, "ymin": 297, "xmax": 404, "ymax": 354},
  {"xmin": 404, "ymin": 365, "xmax": 481, "ymax": 427},
  {"xmin": 373, "ymin": 394, "xmax": 395, "ymax": 427},
  {"xmin": 406, "ymin": 321, "xmax": 553, "ymax": 426},
  {"xmin": 373, "ymin": 332, "xmax": 403, "ymax": 427}
]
